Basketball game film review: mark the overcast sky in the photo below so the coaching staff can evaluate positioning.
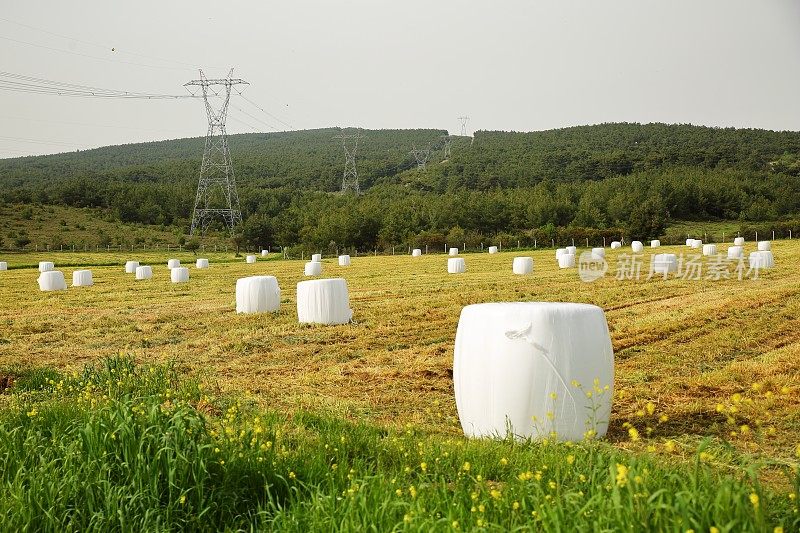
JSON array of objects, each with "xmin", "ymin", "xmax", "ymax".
[{"xmin": 1, "ymin": 0, "xmax": 799, "ymax": 158}]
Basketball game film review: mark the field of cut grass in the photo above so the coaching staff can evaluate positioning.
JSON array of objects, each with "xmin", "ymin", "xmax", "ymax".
[{"xmin": 0, "ymin": 241, "xmax": 799, "ymax": 528}]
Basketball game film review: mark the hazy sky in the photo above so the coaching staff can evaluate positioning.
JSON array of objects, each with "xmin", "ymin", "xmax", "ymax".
[{"xmin": 2, "ymin": 0, "xmax": 799, "ymax": 158}]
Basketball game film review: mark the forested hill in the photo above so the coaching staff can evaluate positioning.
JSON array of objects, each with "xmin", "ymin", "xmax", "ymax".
[{"xmin": 1, "ymin": 123, "xmax": 800, "ymax": 251}]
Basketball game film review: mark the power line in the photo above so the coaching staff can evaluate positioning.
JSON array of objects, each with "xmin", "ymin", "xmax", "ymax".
[
  {"xmin": 236, "ymin": 91, "xmax": 294, "ymax": 131},
  {"xmin": 0, "ymin": 70, "xmax": 196, "ymax": 99}
]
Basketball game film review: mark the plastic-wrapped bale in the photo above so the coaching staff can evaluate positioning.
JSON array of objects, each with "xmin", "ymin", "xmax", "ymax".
[
  {"xmin": 296, "ymin": 278, "xmax": 352, "ymax": 325},
  {"xmin": 261, "ymin": 250, "xmax": 269, "ymax": 257},
  {"xmin": 734, "ymin": 237, "xmax": 745, "ymax": 246},
  {"xmin": 171, "ymin": 267, "xmax": 189, "ymax": 283},
  {"xmin": 610, "ymin": 241, "xmax": 621, "ymax": 249},
  {"xmin": 449, "ymin": 248, "xmax": 459, "ymax": 256},
  {"xmin": 39, "ymin": 261, "xmax": 54, "ymax": 273},
  {"xmin": 125, "ymin": 261, "xmax": 139, "ymax": 274},
  {"xmin": 246, "ymin": 255, "xmax": 257, "ymax": 264},
  {"xmin": 749, "ymin": 251, "xmax": 775, "ymax": 269},
  {"xmin": 453, "ymin": 302, "xmax": 614, "ymax": 441},
  {"xmin": 196, "ymin": 258, "xmax": 209, "ymax": 269},
  {"xmin": 235, "ymin": 275, "xmax": 281, "ymax": 314},
  {"xmin": 652, "ymin": 253, "xmax": 678, "ymax": 275},
  {"xmin": 305, "ymin": 261, "xmax": 322, "ymax": 276},
  {"xmin": 631, "ymin": 241, "xmax": 643, "ymax": 253},
  {"xmin": 448, "ymin": 257, "xmax": 466, "ymax": 274},
  {"xmin": 72, "ymin": 270, "xmax": 93, "ymax": 287},
  {"xmin": 38, "ymin": 271, "xmax": 67, "ymax": 292},
  {"xmin": 555, "ymin": 248, "xmax": 567, "ymax": 259},
  {"xmin": 312, "ymin": 254, "xmax": 322, "ymax": 262},
  {"xmin": 338, "ymin": 255, "xmax": 351, "ymax": 267},
  {"xmin": 135, "ymin": 266, "xmax": 153, "ymax": 280},
  {"xmin": 558, "ymin": 253, "xmax": 576, "ymax": 268},
  {"xmin": 690, "ymin": 239, "xmax": 702, "ymax": 249},
  {"xmin": 758, "ymin": 241, "xmax": 771, "ymax": 251},
  {"xmin": 702, "ymin": 244, "xmax": 717, "ymax": 256},
  {"xmin": 412, "ymin": 248, "xmax": 422, "ymax": 257},
  {"xmin": 566, "ymin": 246, "xmax": 577, "ymax": 255},
  {"xmin": 167, "ymin": 259, "xmax": 180, "ymax": 269},
  {"xmin": 685, "ymin": 238, "xmax": 694, "ymax": 247},
  {"xmin": 512, "ymin": 257, "xmax": 533, "ymax": 275},
  {"xmin": 0, "ymin": 262, "xmax": 6, "ymax": 271},
  {"xmin": 727, "ymin": 246, "xmax": 744, "ymax": 260},
  {"xmin": 488, "ymin": 246, "xmax": 498, "ymax": 254},
  {"xmin": 651, "ymin": 240, "xmax": 661, "ymax": 248},
  {"xmin": 591, "ymin": 247, "xmax": 605, "ymax": 259}
]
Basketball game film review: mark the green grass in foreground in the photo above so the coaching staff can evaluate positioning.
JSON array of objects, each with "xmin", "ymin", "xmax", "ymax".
[{"xmin": 0, "ymin": 357, "xmax": 796, "ymax": 532}]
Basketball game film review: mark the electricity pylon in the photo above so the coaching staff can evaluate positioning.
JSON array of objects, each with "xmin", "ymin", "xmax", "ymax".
[
  {"xmin": 442, "ymin": 136, "xmax": 452, "ymax": 160},
  {"xmin": 185, "ymin": 69, "xmax": 247, "ymax": 235},
  {"xmin": 410, "ymin": 145, "xmax": 431, "ymax": 170},
  {"xmin": 336, "ymin": 129, "xmax": 361, "ymax": 194},
  {"xmin": 458, "ymin": 116, "xmax": 470, "ymax": 136}
]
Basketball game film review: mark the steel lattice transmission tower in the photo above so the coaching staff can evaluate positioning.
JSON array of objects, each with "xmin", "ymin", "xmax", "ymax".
[
  {"xmin": 336, "ymin": 129, "xmax": 361, "ymax": 194},
  {"xmin": 185, "ymin": 69, "xmax": 248, "ymax": 235},
  {"xmin": 458, "ymin": 116, "xmax": 470, "ymax": 136},
  {"xmin": 441, "ymin": 136, "xmax": 452, "ymax": 160},
  {"xmin": 410, "ymin": 145, "xmax": 431, "ymax": 170}
]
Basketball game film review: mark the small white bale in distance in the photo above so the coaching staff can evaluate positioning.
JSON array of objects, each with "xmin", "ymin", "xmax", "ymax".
[
  {"xmin": 38, "ymin": 270, "xmax": 66, "ymax": 291},
  {"xmin": 261, "ymin": 250, "xmax": 269, "ymax": 257},
  {"xmin": 0, "ymin": 262, "xmax": 7, "ymax": 271},
  {"xmin": 196, "ymin": 258, "xmax": 209, "ymax": 269},
  {"xmin": 449, "ymin": 248, "xmax": 459, "ymax": 256},
  {"xmin": 171, "ymin": 267, "xmax": 189, "ymax": 283},
  {"xmin": 338, "ymin": 255, "xmax": 351, "ymax": 267},
  {"xmin": 246, "ymin": 255, "xmax": 257, "ymax": 264},
  {"xmin": 72, "ymin": 270, "xmax": 93, "ymax": 287},
  {"xmin": 125, "ymin": 261, "xmax": 139, "ymax": 274},
  {"xmin": 453, "ymin": 302, "xmax": 614, "ymax": 441},
  {"xmin": 39, "ymin": 261, "xmax": 54, "ymax": 273},
  {"xmin": 305, "ymin": 261, "xmax": 322, "ymax": 276},
  {"xmin": 135, "ymin": 266, "xmax": 153, "ymax": 280},
  {"xmin": 652, "ymin": 253, "xmax": 678, "ymax": 275},
  {"xmin": 555, "ymin": 248, "xmax": 567, "ymax": 259},
  {"xmin": 702, "ymin": 244, "xmax": 717, "ymax": 256},
  {"xmin": 758, "ymin": 241, "xmax": 771, "ymax": 251},
  {"xmin": 412, "ymin": 248, "xmax": 422, "ymax": 257},
  {"xmin": 685, "ymin": 238, "xmax": 694, "ymax": 246},
  {"xmin": 631, "ymin": 241, "xmax": 644, "ymax": 253},
  {"xmin": 448, "ymin": 257, "xmax": 466, "ymax": 274},
  {"xmin": 749, "ymin": 251, "xmax": 775, "ymax": 269},
  {"xmin": 235, "ymin": 275, "xmax": 281, "ymax": 314},
  {"xmin": 651, "ymin": 240, "xmax": 661, "ymax": 248},
  {"xmin": 312, "ymin": 254, "xmax": 322, "ymax": 262},
  {"xmin": 727, "ymin": 246, "xmax": 744, "ymax": 260},
  {"xmin": 296, "ymin": 278, "xmax": 352, "ymax": 325},
  {"xmin": 512, "ymin": 257, "xmax": 533, "ymax": 275},
  {"xmin": 566, "ymin": 246, "xmax": 577, "ymax": 255},
  {"xmin": 488, "ymin": 246, "xmax": 498, "ymax": 254},
  {"xmin": 690, "ymin": 239, "xmax": 702, "ymax": 249},
  {"xmin": 734, "ymin": 237, "xmax": 745, "ymax": 246},
  {"xmin": 591, "ymin": 247, "xmax": 605, "ymax": 259},
  {"xmin": 610, "ymin": 241, "xmax": 622, "ymax": 249},
  {"xmin": 558, "ymin": 253, "xmax": 576, "ymax": 268},
  {"xmin": 167, "ymin": 259, "xmax": 180, "ymax": 269}
]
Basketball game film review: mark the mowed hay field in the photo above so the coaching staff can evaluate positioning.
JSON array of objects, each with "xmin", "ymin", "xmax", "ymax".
[{"xmin": 1, "ymin": 243, "xmax": 799, "ymax": 472}]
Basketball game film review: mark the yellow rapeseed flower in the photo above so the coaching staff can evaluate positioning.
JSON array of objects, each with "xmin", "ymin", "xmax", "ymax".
[
  {"xmin": 490, "ymin": 489, "xmax": 502, "ymax": 499},
  {"xmin": 749, "ymin": 493, "xmax": 759, "ymax": 508},
  {"xmin": 615, "ymin": 463, "xmax": 629, "ymax": 487},
  {"xmin": 628, "ymin": 427, "xmax": 640, "ymax": 441},
  {"xmin": 500, "ymin": 457, "xmax": 508, "ymax": 465},
  {"xmin": 462, "ymin": 462, "xmax": 471, "ymax": 472},
  {"xmin": 567, "ymin": 455, "xmax": 575, "ymax": 465}
]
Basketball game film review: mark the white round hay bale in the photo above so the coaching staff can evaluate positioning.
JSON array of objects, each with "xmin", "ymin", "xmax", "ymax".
[
  {"xmin": 312, "ymin": 254, "xmax": 322, "ymax": 262},
  {"xmin": 591, "ymin": 247, "xmax": 605, "ymax": 259},
  {"xmin": 448, "ymin": 257, "xmax": 466, "ymax": 274},
  {"xmin": 39, "ymin": 261, "xmax": 54, "ymax": 273},
  {"xmin": 631, "ymin": 241, "xmax": 643, "ymax": 253},
  {"xmin": 757, "ymin": 241, "xmax": 771, "ymax": 251},
  {"xmin": 411, "ymin": 248, "xmax": 422, "ymax": 257},
  {"xmin": 196, "ymin": 258, "xmax": 209, "ymax": 269},
  {"xmin": 651, "ymin": 240, "xmax": 661, "ymax": 248},
  {"xmin": 235, "ymin": 275, "xmax": 281, "ymax": 314},
  {"xmin": 749, "ymin": 251, "xmax": 774, "ymax": 269},
  {"xmin": 610, "ymin": 241, "xmax": 621, "ymax": 249},
  {"xmin": 653, "ymin": 253, "xmax": 678, "ymax": 274},
  {"xmin": 512, "ymin": 257, "xmax": 533, "ymax": 275},
  {"xmin": 488, "ymin": 246, "xmax": 498, "ymax": 254},
  {"xmin": 558, "ymin": 253, "xmax": 576, "ymax": 268},
  {"xmin": 171, "ymin": 267, "xmax": 189, "ymax": 283},
  {"xmin": 555, "ymin": 248, "xmax": 567, "ymax": 259},
  {"xmin": 72, "ymin": 270, "xmax": 93, "ymax": 287},
  {"xmin": 261, "ymin": 250, "xmax": 269, "ymax": 257},
  {"xmin": 734, "ymin": 237, "xmax": 745, "ymax": 246},
  {"xmin": 454, "ymin": 302, "xmax": 614, "ymax": 441},
  {"xmin": 246, "ymin": 255, "xmax": 256, "ymax": 264},
  {"xmin": 167, "ymin": 258, "xmax": 180, "ymax": 269},
  {"xmin": 702, "ymin": 244, "xmax": 717, "ymax": 256},
  {"xmin": 566, "ymin": 246, "xmax": 577, "ymax": 255},
  {"xmin": 124, "ymin": 261, "xmax": 139, "ymax": 274},
  {"xmin": 690, "ymin": 239, "xmax": 702, "ymax": 249},
  {"xmin": 135, "ymin": 266, "xmax": 153, "ymax": 280},
  {"xmin": 38, "ymin": 270, "xmax": 67, "ymax": 291},
  {"xmin": 338, "ymin": 255, "xmax": 351, "ymax": 267},
  {"xmin": 304, "ymin": 261, "xmax": 322, "ymax": 276},
  {"xmin": 727, "ymin": 246, "xmax": 744, "ymax": 260},
  {"xmin": 0, "ymin": 262, "xmax": 7, "ymax": 271},
  {"xmin": 449, "ymin": 247, "xmax": 459, "ymax": 256},
  {"xmin": 296, "ymin": 278, "xmax": 352, "ymax": 325}
]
